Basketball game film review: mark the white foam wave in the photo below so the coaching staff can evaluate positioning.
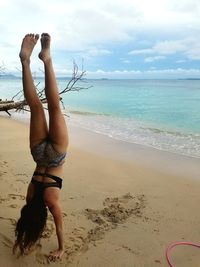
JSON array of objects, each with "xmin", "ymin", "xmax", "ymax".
[
  {"xmin": 2, "ymin": 110, "xmax": 200, "ymax": 159},
  {"xmin": 68, "ymin": 112, "xmax": 200, "ymax": 158}
]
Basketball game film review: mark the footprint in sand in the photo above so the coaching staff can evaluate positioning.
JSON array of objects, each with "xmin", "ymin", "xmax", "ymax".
[
  {"xmin": 8, "ymin": 194, "xmax": 25, "ymax": 201},
  {"xmin": 15, "ymin": 173, "xmax": 29, "ymax": 184},
  {"xmin": 16, "ymin": 179, "xmax": 28, "ymax": 185},
  {"xmin": 0, "ymin": 232, "xmax": 14, "ymax": 248},
  {"xmin": 9, "ymin": 204, "xmax": 18, "ymax": 209},
  {"xmin": 35, "ymin": 243, "xmax": 49, "ymax": 265},
  {"xmin": 0, "ymin": 197, "xmax": 7, "ymax": 203},
  {"xmin": 16, "ymin": 173, "xmax": 28, "ymax": 177},
  {"xmin": 41, "ymin": 221, "xmax": 54, "ymax": 239},
  {"xmin": 0, "ymin": 216, "xmax": 16, "ymax": 225},
  {"xmin": 121, "ymin": 244, "xmax": 140, "ymax": 255},
  {"xmin": 36, "ymin": 253, "xmax": 49, "ymax": 265},
  {"xmin": 0, "ymin": 160, "xmax": 8, "ymax": 167},
  {"xmin": 0, "ymin": 195, "xmax": 23, "ymax": 205},
  {"xmin": 63, "ymin": 212, "xmax": 68, "ymax": 218},
  {"xmin": 0, "ymin": 160, "xmax": 8, "ymax": 174}
]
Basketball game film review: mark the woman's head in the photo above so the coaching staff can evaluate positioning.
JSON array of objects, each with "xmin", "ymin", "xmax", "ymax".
[{"xmin": 14, "ymin": 192, "xmax": 47, "ymax": 255}]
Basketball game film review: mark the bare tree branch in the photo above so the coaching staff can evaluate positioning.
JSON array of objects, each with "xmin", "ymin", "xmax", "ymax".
[
  {"xmin": 0, "ymin": 63, "xmax": 5, "ymax": 74},
  {"xmin": 0, "ymin": 62, "xmax": 92, "ymax": 116}
]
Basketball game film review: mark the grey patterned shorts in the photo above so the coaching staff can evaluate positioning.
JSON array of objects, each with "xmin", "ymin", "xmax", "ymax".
[{"xmin": 31, "ymin": 139, "xmax": 66, "ymax": 167}]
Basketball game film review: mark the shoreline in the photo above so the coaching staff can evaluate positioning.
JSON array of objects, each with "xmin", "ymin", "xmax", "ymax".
[
  {"xmin": 68, "ymin": 123, "xmax": 200, "ymax": 181},
  {"xmin": 1, "ymin": 112, "xmax": 200, "ymax": 183},
  {"xmin": 2, "ymin": 110, "xmax": 200, "ymax": 163},
  {"xmin": 1, "ymin": 101, "xmax": 200, "ymax": 160},
  {"xmin": 0, "ymin": 116, "xmax": 200, "ymax": 266}
]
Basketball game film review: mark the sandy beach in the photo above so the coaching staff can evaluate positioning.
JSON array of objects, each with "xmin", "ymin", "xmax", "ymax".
[{"xmin": 0, "ymin": 115, "xmax": 200, "ymax": 267}]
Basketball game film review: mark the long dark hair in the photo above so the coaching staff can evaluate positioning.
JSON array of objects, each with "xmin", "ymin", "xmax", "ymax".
[{"xmin": 14, "ymin": 188, "xmax": 47, "ymax": 254}]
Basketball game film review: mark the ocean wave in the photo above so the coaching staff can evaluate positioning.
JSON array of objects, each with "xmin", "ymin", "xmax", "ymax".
[
  {"xmin": 69, "ymin": 110, "xmax": 104, "ymax": 116},
  {"xmin": 141, "ymin": 126, "xmax": 200, "ymax": 138},
  {"xmin": 2, "ymin": 109, "xmax": 200, "ymax": 159},
  {"xmin": 68, "ymin": 113, "xmax": 200, "ymax": 159}
]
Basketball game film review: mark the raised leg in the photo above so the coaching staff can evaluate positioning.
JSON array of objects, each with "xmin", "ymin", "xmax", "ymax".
[
  {"xmin": 39, "ymin": 33, "xmax": 68, "ymax": 154},
  {"xmin": 38, "ymin": 33, "xmax": 67, "ymax": 261},
  {"xmin": 19, "ymin": 34, "xmax": 48, "ymax": 149}
]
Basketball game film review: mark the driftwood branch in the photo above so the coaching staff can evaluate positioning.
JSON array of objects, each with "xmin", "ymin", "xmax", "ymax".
[
  {"xmin": 0, "ymin": 101, "xmax": 23, "ymax": 111},
  {"xmin": 0, "ymin": 99, "xmax": 48, "ymax": 116},
  {"xmin": 0, "ymin": 62, "xmax": 92, "ymax": 116}
]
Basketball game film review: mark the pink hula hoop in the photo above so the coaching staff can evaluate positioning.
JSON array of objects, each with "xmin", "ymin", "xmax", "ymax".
[{"xmin": 166, "ymin": 242, "xmax": 200, "ymax": 267}]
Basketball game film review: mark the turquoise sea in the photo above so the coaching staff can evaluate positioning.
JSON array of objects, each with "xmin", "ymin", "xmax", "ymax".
[{"xmin": 0, "ymin": 78, "xmax": 200, "ymax": 158}]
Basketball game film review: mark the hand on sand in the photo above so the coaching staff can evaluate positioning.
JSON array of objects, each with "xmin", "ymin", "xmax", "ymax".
[{"xmin": 48, "ymin": 249, "xmax": 64, "ymax": 262}]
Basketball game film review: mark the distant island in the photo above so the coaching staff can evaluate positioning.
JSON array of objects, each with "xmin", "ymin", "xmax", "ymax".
[
  {"xmin": 179, "ymin": 78, "xmax": 200, "ymax": 80},
  {"xmin": 0, "ymin": 74, "xmax": 19, "ymax": 79}
]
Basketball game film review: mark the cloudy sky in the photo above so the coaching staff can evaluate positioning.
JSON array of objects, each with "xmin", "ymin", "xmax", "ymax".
[{"xmin": 1, "ymin": 0, "xmax": 200, "ymax": 79}]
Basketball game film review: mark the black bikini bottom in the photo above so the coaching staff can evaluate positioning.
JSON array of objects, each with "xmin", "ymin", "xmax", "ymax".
[{"xmin": 31, "ymin": 171, "xmax": 62, "ymax": 189}]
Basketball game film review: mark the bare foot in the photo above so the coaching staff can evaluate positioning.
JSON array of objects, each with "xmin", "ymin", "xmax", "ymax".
[
  {"xmin": 19, "ymin": 34, "xmax": 39, "ymax": 63},
  {"xmin": 39, "ymin": 33, "xmax": 51, "ymax": 63},
  {"xmin": 48, "ymin": 249, "xmax": 64, "ymax": 262}
]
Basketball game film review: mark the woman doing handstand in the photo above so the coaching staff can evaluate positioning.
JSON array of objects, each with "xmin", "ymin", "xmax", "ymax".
[{"xmin": 13, "ymin": 33, "xmax": 68, "ymax": 261}]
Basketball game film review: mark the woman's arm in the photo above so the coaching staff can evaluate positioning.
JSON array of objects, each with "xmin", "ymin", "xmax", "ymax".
[
  {"xmin": 49, "ymin": 202, "xmax": 64, "ymax": 252},
  {"xmin": 44, "ymin": 188, "xmax": 64, "ymax": 260}
]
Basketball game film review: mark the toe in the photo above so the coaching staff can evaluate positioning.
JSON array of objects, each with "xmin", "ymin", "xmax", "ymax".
[{"xmin": 42, "ymin": 33, "xmax": 50, "ymax": 37}]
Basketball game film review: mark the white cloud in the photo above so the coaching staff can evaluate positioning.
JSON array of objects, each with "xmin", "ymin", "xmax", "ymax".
[
  {"xmin": 176, "ymin": 60, "xmax": 186, "ymax": 63},
  {"xmin": 0, "ymin": 0, "xmax": 141, "ymax": 71},
  {"xmin": 1, "ymin": 0, "xmax": 200, "ymax": 76},
  {"xmin": 129, "ymin": 40, "xmax": 186, "ymax": 56},
  {"xmin": 123, "ymin": 60, "xmax": 131, "ymax": 64},
  {"xmin": 168, "ymin": 0, "xmax": 200, "ymax": 15},
  {"xmin": 86, "ymin": 48, "xmax": 112, "ymax": 57},
  {"xmin": 128, "ymin": 49, "xmax": 154, "ymax": 55},
  {"xmin": 184, "ymin": 41, "xmax": 200, "ymax": 60},
  {"xmin": 153, "ymin": 40, "xmax": 186, "ymax": 55},
  {"xmin": 129, "ymin": 38, "xmax": 200, "ymax": 61},
  {"xmin": 154, "ymin": 38, "xmax": 200, "ymax": 60},
  {"xmin": 86, "ymin": 68, "xmax": 200, "ymax": 79},
  {"xmin": 144, "ymin": 56, "xmax": 166, "ymax": 62},
  {"xmin": 2, "ymin": 0, "xmax": 200, "ymax": 50}
]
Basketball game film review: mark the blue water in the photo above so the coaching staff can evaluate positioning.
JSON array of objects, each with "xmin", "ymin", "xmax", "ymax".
[{"xmin": 1, "ymin": 78, "xmax": 200, "ymax": 158}]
